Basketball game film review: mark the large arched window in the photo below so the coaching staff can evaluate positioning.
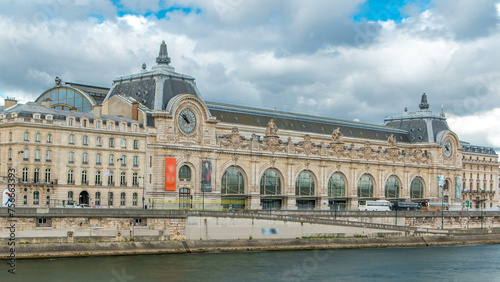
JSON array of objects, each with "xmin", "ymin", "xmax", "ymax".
[
  {"xmin": 328, "ymin": 173, "xmax": 346, "ymax": 197},
  {"xmin": 385, "ymin": 176, "xmax": 400, "ymax": 199},
  {"xmin": 295, "ymin": 171, "xmax": 315, "ymax": 196},
  {"xmin": 357, "ymin": 174, "xmax": 374, "ymax": 198},
  {"xmin": 260, "ymin": 169, "xmax": 281, "ymax": 195},
  {"xmin": 35, "ymin": 87, "xmax": 94, "ymax": 112},
  {"xmin": 410, "ymin": 178, "xmax": 424, "ymax": 199},
  {"xmin": 221, "ymin": 167, "xmax": 245, "ymax": 194},
  {"xmin": 178, "ymin": 165, "xmax": 191, "ymax": 180}
]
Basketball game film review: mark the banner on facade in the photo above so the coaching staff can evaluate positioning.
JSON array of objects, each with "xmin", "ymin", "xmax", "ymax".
[
  {"xmin": 165, "ymin": 158, "xmax": 176, "ymax": 191},
  {"xmin": 456, "ymin": 176, "xmax": 462, "ymax": 199},
  {"xmin": 201, "ymin": 160, "xmax": 212, "ymax": 192},
  {"xmin": 438, "ymin": 175, "xmax": 445, "ymax": 192}
]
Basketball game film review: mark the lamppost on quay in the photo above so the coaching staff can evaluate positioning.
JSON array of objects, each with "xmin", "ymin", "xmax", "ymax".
[
  {"xmin": 139, "ymin": 176, "xmax": 145, "ymax": 209},
  {"xmin": 267, "ymin": 180, "xmax": 274, "ymax": 215}
]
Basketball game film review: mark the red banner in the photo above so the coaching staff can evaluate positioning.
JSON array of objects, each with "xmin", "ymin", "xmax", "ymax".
[{"xmin": 165, "ymin": 158, "xmax": 176, "ymax": 191}]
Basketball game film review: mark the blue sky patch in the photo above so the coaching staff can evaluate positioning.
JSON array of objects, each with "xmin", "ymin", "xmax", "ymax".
[
  {"xmin": 111, "ymin": 0, "xmax": 200, "ymax": 19},
  {"xmin": 353, "ymin": 0, "xmax": 431, "ymax": 23}
]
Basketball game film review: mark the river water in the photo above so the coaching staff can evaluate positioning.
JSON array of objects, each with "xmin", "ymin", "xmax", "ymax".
[{"xmin": 1, "ymin": 243, "xmax": 500, "ymax": 281}]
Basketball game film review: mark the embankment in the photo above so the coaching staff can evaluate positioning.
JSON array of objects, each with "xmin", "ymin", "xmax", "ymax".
[{"xmin": 2, "ymin": 234, "xmax": 500, "ymax": 259}]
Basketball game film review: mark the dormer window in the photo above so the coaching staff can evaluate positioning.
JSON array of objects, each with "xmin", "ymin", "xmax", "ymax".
[
  {"xmin": 68, "ymin": 118, "xmax": 74, "ymax": 126},
  {"xmin": 46, "ymin": 115, "xmax": 53, "ymax": 120},
  {"xmin": 96, "ymin": 121, "xmax": 101, "ymax": 129},
  {"xmin": 34, "ymin": 114, "xmax": 40, "ymax": 119},
  {"xmin": 82, "ymin": 119, "xmax": 87, "ymax": 128},
  {"xmin": 132, "ymin": 124, "xmax": 137, "ymax": 132},
  {"xmin": 108, "ymin": 122, "xmax": 113, "ymax": 130},
  {"xmin": 120, "ymin": 123, "xmax": 125, "ymax": 131}
]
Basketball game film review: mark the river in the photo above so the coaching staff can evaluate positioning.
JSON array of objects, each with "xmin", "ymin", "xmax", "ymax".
[{"xmin": 1, "ymin": 243, "xmax": 499, "ymax": 281}]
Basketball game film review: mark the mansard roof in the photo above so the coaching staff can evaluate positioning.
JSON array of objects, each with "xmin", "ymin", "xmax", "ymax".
[
  {"xmin": 0, "ymin": 102, "xmax": 143, "ymax": 126},
  {"xmin": 206, "ymin": 101, "xmax": 410, "ymax": 142},
  {"xmin": 103, "ymin": 42, "xmax": 200, "ymax": 111}
]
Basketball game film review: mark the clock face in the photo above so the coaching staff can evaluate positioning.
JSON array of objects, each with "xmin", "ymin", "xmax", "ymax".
[
  {"xmin": 178, "ymin": 108, "xmax": 197, "ymax": 134},
  {"xmin": 444, "ymin": 140, "xmax": 452, "ymax": 158}
]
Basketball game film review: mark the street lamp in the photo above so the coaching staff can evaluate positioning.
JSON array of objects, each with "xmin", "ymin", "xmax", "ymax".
[
  {"xmin": 267, "ymin": 180, "xmax": 274, "ymax": 215},
  {"xmin": 441, "ymin": 190, "xmax": 444, "ymax": 230},
  {"xmin": 331, "ymin": 184, "xmax": 338, "ymax": 220},
  {"xmin": 138, "ymin": 176, "xmax": 145, "ymax": 209}
]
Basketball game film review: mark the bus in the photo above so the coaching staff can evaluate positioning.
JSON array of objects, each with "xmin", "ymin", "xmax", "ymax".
[
  {"xmin": 393, "ymin": 201, "xmax": 421, "ymax": 211},
  {"xmin": 358, "ymin": 200, "xmax": 392, "ymax": 211}
]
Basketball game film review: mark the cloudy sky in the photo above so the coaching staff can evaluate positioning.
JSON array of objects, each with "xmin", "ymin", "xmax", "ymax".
[{"xmin": 1, "ymin": 0, "xmax": 500, "ymax": 149}]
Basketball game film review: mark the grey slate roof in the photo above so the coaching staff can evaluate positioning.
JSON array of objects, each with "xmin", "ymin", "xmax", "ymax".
[
  {"xmin": 206, "ymin": 102, "xmax": 410, "ymax": 142},
  {"xmin": 0, "ymin": 103, "xmax": 143, "ymax": 127},
  {"xmin": 462, "ymin": 144, "xmax": 497, "ymax": 156}
]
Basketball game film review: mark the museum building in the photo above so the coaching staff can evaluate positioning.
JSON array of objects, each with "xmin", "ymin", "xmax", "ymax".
[{"xmin": 0, "ymin": 41, "xmax": 498, "ymax": 211}]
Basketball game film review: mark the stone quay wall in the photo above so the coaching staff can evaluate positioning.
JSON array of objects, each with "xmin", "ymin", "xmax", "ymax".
[{"xmin": 2, "ymin": 208, "xmax": 500, "ymax": 246}]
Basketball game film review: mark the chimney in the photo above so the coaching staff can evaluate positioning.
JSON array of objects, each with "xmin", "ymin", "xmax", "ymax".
[
  {"xmin": 132, "ymin": 101, "xmax": 139, "ymax": 121},
  {"xmin": 41, "ymin": 98, "xmax": 52, "ymax": 108},
  {"xmin": 93, "ymin": 104, "xmax": 102, "ymax": 118},
  {"xmin": 4, "ymin": 97, "xmax": 17, "ymax": 109}
]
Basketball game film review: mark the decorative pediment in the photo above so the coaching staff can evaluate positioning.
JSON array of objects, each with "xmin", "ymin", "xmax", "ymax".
[
  {"xmin": 220, "ymin": 127, "xmax": 250, "ymax": 150},
  {"xmin": 295, "ymin": 135, "xmax": 319, "ymax": 155},
  {"xmin": 357, "ymin": 142, "xmax": 379, "ymax": 159},
  {"xmin": 408, "ymin": 149, "xmax": 430, "ymax": 164}
]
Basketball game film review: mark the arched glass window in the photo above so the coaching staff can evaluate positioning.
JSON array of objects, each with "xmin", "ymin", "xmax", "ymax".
[
  {"xmin": 328, "ymin": 173, "xmax": 346, "ymax": 197},
  {"xmin": 36, "ymin": 87, "xmax": 93, "ymax": 112},
  {"xmin": 385, "ymin": 176, "xmax": 400, "ymax": 199},
  {"xmin": 96, "ymin": 153, "xmax": 101, "ymax": 165},
  {"xmin": 221, "ymin": 167, "xmax": 245, "ymax": 194},
  {"xmin": 260, "ymin": 169, "xmax": 281, "ymax": 195},
  {"xmin": 295, "ymin": 171, "xmax": 315, "ymax": 196},
  {"xmin": 357, "ymin": 174, "xmax": 374, "ymax": 198},
  {"xmin": 411, "ymin": 178, "xmax": 424, "ymax": 199},
  {"xmin": 46, "ymin": 150, "xmax": 52, "ymax": 162},
  {"xmin": 178, "ymin": 165, "xmax": 191, "ymax": 180},
  {"xmin": 109, "ymin": 154, "xmax": 114, "ymax": 165},
  {"xmin": 69, "ymin": 134, "xmax": 74, "ymax": 144},
  {"xmin": 83, "ymin": 135, "xmax": 88, "ymax": 145}
]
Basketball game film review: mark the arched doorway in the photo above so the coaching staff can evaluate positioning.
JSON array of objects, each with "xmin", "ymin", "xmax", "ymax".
[{"xmin": 79, "ymin": 191, "xmax": 89, "ymax": 205}]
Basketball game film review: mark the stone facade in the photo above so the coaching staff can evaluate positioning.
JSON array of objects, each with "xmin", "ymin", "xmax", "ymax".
[{"xmin": 1, "ymin": 42, "xmax": 498, "ymax": 212}]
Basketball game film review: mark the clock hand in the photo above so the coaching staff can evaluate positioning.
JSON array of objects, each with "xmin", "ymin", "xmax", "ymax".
[{"xmin": 182, "ymin": 114, "xmax": 190, "ymax": 124}]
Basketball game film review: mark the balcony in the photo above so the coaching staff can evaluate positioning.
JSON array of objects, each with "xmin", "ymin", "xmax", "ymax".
[
  {"xmin": 67, "ymin": 180, "xmax": 75, "ymax": 185},
  {"xmin": 82, "ymin": 181, "xmax": 89, "ymax": 186},
  {"xmin": 108, "ymin": 182, "xmax": 115, "ymax": 186},
  {"xmin": 132, "ymin": 182, "xmax": 139, "ymax": 187},
  {"xmin": 120, "ymin": 182, "xmax": 127, "ymax": 187},
  {"xmin": 19, "ymin": 179, "xmax": 58, "ymax": 186},
  {"xmin": 95, "ymin": 181, "xmax": 102, "ymax": 186}
]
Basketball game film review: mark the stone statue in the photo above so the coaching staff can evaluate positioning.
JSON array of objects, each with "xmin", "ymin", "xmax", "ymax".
[
  {"xmin": 331, "ymin": 127, "xmax": 343, "ymax": 143},
  {"xmin": 265, "ymin": 119, "xmax": 279, "ymax": 136}
]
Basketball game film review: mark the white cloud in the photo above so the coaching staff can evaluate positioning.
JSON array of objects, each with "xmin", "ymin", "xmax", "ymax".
[{"xmin": 0, "ymin": 0, "xmax": 500, "ymax": 149}]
